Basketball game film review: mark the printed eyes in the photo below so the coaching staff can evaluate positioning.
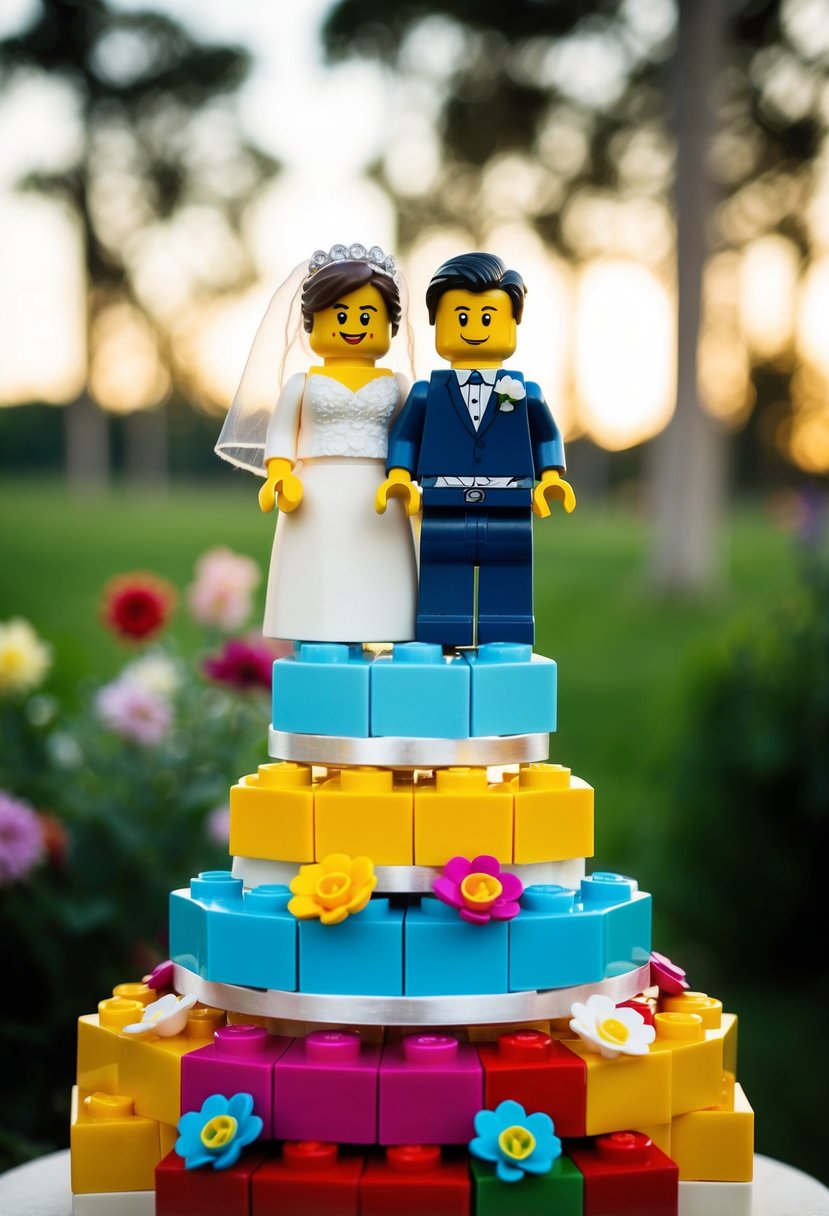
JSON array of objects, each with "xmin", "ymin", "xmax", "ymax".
[
  {"xmin": 458, "ymin": 312, "xmax": 469, "ymax": 327},
  {"xmin": 336, "ymin": 311, "xmax": 348, "ymax": 325},
  {"xmin": 359, "ymin": 311, "xmax": 371, "ymax": 326},
  {"xmin": 481, "ymin": 312, "xmax": 492, "ymax": 327}
]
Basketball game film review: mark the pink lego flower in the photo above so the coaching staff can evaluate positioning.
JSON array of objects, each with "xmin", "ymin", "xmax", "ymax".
[
  {"xmin": 187, "ymin": 548, "xmax": 260, "ymax": 632},
  {"xmin": 650, "ymin": 950, "xmax": 690, "ymax": 995},
  {"xmin": 95, "ymin": 677, "xmax": 173, "ymax": 746},
  {"xmin": 0, "ymin": 791, "xmax": 45, "ymax": 884},
  {"xmin": 433, "ymin": 855, "xmax": 523, "ymax": 925}
]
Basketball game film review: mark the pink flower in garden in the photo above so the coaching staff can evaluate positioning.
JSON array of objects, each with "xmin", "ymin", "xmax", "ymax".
[
  {"xmin": 187, "ymin": 548, "xmax": 260, "ymax": 632},
  {"xmin": 0, "ymin": 791, "xmax": 45, "ymax": 884},
  {"xmin": 203, "ymin": 637, "xmax": 287, "ymax": 691},
  {"xmin": 433, "ymin": 855, "xmax": 524, "ymax": 925},
  {"xmin": 96, "ymin": 677, "xmax": 173, "ymax": 745},
  {"xmin": 650, "ymin": 950, "xmax": 690, "ymax": 995},
  {"xmin": 206, "ymin": 804, "xmax": 230, "ymax": 846}
]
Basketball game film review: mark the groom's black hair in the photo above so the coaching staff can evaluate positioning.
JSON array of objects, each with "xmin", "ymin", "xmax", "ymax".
[{"xmin": 425, "ymin": 252, "xmax": 527, "ymax": 324}]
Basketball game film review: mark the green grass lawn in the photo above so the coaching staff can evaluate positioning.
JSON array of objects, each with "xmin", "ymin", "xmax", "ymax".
[{"xmin": 1, "ymin": 476, "xmax": 821, "ymax": 1180}]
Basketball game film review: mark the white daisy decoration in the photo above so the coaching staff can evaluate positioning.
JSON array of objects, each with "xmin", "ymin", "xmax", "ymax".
[
  {"xmin": 122, "ymin": 992, "xmax": 197, "ymax": 1039},
  {"xmin": 569, "ymin": 993, "xmax": 655, "ymax": 1059}
]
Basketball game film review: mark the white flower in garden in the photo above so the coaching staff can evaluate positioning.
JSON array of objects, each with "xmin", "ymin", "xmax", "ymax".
[
  {"xmin": 122, "ymin": 652, "xmax": 180, "ymax": 699},
  {"xmin": 122, "ymin": 992, "xmax": 196, "ymax": 1038},
  {"xmin": 569, "ymin": 993, "xmax": 655, "ymax": 1059},
  {"xmin": 0, "ymin": 618, "xmax": 52, "ymax": 696},
  {"xmin": 187, "ymin": 547, "xmax": 260, "ymax": 631},
  {"xmin": 96, "ymin": 677, "xmax": 173, "ymax": 746}
]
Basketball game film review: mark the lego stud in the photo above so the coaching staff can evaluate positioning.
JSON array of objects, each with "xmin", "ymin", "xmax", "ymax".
[
  {"xmin": 387, "ymin": 1144, "xmax": 442, "ymax": 1174},
  {"xmin": 596, "ymin": 1131, "xmax": 653, "ymax": 1164},
  {"xmin": 305, "ymin": 1029, "xmax": 362, "ymax": 1062},
  {"xmin": 214, "ymin": 1025, "xmax": 268, "ymax": 1055},
  {"xmin": 402, "ymin": 1033, "xmax": 459, "ymax": 1064},
  {"xmin": 498, "ymin": 1030, "xmax": 552, "ymax": 1061},
  {"xmin": 97, "ymin": 996, "xmax": 144, "ymax": 1030},
  {"xmin": 85, "ymin": 1092, "xmax": 134, "ymax": 1120},
  {"xmin": 283, "ymin": 1141, "xmax": 339, "ymax": 1172},
  {"xmin": 654, "ymin": 1011, "xmax": 704, "ymax": 1041}
]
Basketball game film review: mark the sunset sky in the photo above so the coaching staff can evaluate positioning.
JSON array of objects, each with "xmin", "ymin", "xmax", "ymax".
[{"xmin": 0, "ymin": 0, "xmax": 827, "ymax": 466}]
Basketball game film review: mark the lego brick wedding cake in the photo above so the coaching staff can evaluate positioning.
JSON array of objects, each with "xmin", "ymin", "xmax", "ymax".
[{"xmin": 69, "ymin": 247, "xmax": 754, "ymax": 1216}]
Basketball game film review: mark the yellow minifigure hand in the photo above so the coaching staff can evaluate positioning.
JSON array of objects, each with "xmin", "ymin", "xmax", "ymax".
[
  {"xmin": 533, "ymin": 469, "xmax": 576, "ymax": 518},
  {"xmin": 259, "ymin": 457, "xmax": 303, "ymax": 515},
  {"xmin": 375, "ymin": 467, "xmax": 421, "ymax": 517}
]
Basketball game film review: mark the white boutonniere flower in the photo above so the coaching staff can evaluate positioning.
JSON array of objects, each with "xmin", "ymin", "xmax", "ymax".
[{"xmin": 495, "ymin": 376, "xmax": 525, "ymax": 412}]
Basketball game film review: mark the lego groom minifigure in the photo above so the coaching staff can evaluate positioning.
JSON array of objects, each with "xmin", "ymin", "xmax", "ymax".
[{"xmin": 376, "ymin": 251, "xmax": 575, "ymax": 648}]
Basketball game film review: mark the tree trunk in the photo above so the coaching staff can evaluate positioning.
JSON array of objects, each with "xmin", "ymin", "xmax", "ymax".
[
  {"xmin": 648, "ymin": 0, "xmax": 729, "ymax": 593},
  {"xmin": 124, "ymin": 406, "xmax": 169, "ymax": 490},
  {"xmin": 64, "ymin": 393, "xmax": 109, "ymax": 495}
]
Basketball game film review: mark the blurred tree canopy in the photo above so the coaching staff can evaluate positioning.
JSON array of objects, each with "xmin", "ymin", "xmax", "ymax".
[
  {"xmin": 0, "ymin": 0, "xmax": 279, "ymax": 483},
  {"xmin": 322, "ymin": 0, "xmax": 824, "ymax": 264},
  {"xmin": 322, "ymin": 0, "xmax": 828, "ymax": 587}
]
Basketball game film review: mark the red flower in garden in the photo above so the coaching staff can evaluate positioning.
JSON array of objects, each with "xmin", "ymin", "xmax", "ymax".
[
  {"xmin": 102, "ymin": 573, "xmax": 176, "ymax": 642},
  {"xmin": 203, "ymin": 637, "xmax": 288, "ymax": 691}
]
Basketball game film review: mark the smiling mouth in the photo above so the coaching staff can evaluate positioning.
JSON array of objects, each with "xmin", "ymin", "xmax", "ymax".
[
  {"xmin": 340, "ymin": 332, "xmax": 366, "ymax": 345},
  {"xmin": 461, "ymin": 336, "xmax": 488, "ymax": 344}
]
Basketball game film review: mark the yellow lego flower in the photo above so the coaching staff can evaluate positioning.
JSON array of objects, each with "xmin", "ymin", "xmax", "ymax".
[{"xmin": 288, "ymin": 853, "xmax": 377, "ymax": 925}]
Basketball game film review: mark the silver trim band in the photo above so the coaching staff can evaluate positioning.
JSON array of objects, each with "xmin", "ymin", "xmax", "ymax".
[
  {"xmin": 269, "ymin": 729, "xmax": 551, "ymax": 768},
  {"xmin": 173, "ymin": 963, "xmax": 650, "ymax": 1027}
]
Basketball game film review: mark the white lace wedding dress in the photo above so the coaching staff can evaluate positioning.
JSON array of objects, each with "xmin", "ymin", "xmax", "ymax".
[{"xmin": 261, "ymin": 370, "xmax": 418, "ymax": 643}]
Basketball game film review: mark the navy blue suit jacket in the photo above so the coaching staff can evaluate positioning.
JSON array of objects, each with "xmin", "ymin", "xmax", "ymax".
[{"xmin": 386, "ymin": 370, "xmax": 564, "ymax": 497}]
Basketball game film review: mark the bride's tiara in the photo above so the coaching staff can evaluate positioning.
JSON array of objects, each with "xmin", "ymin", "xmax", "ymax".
[{"xmin": 307, "ymin": 243, "xmax": 398, "ymax": 282}]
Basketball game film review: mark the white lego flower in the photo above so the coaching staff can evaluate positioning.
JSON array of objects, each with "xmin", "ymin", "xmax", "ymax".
[
  {"xmin": 495, "ymin": 376, "xmax": 526, "ymax": 411},
  {"xmin": 122, "ymin": 992, "xmax": 197, "ymax": 1038},
  {"xmin": 569, "ymin": 993, "xmax": 655, "ymax": 1059}
]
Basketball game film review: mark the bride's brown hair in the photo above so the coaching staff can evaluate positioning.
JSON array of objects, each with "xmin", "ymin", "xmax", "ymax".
[{"xmin": 301, "ymin": 260, "xmax": 401, "ymax": 336}]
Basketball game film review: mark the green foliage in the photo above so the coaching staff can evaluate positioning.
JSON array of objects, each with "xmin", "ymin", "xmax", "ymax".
[
  {"xmin": 659, "ymin": 544, "xmax": 829, "ymax": 982},
  {"xmin": 0, "ymin": 549, "xmax": 272, "ymax": 1169}
]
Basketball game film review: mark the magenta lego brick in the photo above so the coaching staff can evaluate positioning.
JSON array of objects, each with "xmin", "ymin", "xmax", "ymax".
[
  {"xmin": 273, "ymin": 1029, "xmax": 381, "ymax": 1145},
  {"xmin": 180, "ymin": 1024, "xmax": 292, "ymax": 1139},
  {"xmin": 378, "ymin": 1032, "xmax": 483, "ymax": 1145}
]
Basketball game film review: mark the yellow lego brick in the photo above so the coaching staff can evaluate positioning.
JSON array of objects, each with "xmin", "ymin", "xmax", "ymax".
[
  {"xmin": 315, "ymin": 766, "xmax": 413, "ymax": 864},
  {"xmin": 229, "ymin": 762, "xmax": 315, "ymax": 863},
  {"xmin": 659, "ymin": 990, "xmax": 723, "ymax": 1030},
  {"xmin": 77, "ymin": 996, "xmax": 146, "ymax": 1094},
  {"xmin": 651, "ymin": 1012, "xmax": 724, "ymax": 1116},
  {"xmin": 159, "ymin": 1122, "xmax": 178, "ymax": 1158},
  {"xmin": 414, "ymin": 767, "xmax": 514, "ymax": 864},
  {"xmin": 563, "ymin": 1038, "xmax": 673, "ymax": 1134},
  {"xmin": 671, "ymin": 1080, "xmax": 754, "ymax": 1181},
  {"xmin": 118, "ymin": 1005, "xmax": 225, "ymax": 1126},
  {"xmin": 70, "ymin": 1088, "xmax": 161, "ymax": 1194},
  {"xmin": 511, "ymin": 764, "xmax": 595, "ymax": 863}
]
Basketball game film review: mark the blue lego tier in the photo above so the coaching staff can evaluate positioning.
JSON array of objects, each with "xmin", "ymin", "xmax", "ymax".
[
  {"xmin": 168, "ymin": 870, "xmax": 651, "ymax": 999},
  {"xmin": 272, "ymin": 641, "xmax": 557, "ymax": 739}
]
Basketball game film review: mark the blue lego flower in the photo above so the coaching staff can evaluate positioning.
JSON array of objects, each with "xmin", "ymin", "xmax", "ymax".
[
  {"xmin": 469, "ymin": 1099, "xmax": 561, "ymax": 1183},
  {"xmin": 175, "ymin": 1093, "xmax": 262, "ymax": 1170}
]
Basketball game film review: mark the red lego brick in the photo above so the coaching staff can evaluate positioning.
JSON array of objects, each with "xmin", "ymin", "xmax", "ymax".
[
  {"xmin": 155, "ymin": 1147, "xmax": 267, "ymax": 1216},
  {"xmin": 359, "ymin": 1145, "xmax": 471, "ymax": 1216},
  {"xmin": 251, "ymin": 1141, "xmax": 364, "ymax": 1216},
  {"xmin": 478, "ymin": 1030, "xmax": 586, "ymax": 1137},
  {"xmin": 566, "ymin": 1131, "xmax": 679, "ymax": 1216}
]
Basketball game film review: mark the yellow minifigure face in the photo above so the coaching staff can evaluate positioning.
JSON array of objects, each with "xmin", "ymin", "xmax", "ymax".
[
  {"xmin": 434, "ymin": 288, "xmax": 518, "ymax": 367},
  {"xmin": 308, "ymin": 284, "xmax": 392, "ymax": 361}
]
